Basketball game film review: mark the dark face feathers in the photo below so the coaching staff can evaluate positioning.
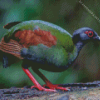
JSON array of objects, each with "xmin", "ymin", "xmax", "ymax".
[{"xmin": 72, "ymin": 27, "xmax": 100, "ymax": 44}]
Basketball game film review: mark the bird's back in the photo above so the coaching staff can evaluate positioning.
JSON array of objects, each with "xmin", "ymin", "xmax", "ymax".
[
  {"xmin": 0, "ymin": 20, "xmax": 77, "ymax": 71},
  {"xmin": 4, "ymin": 20, "xmax": 74, "ymax": 51}
]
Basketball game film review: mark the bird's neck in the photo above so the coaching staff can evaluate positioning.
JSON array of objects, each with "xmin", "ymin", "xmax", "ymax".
[
  {"xmin": 65, "ymin": 41, "xmax": 85, "ymax": 69},
  {"xmin": 67, "ymin": 41, "xmax": 85, "ymax": 66},
  {"xmin": 75, "ymin": 41, "xmax": 85, "ymax": 53}
]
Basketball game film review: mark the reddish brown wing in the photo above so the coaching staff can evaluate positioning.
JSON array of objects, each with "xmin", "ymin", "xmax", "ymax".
[
  {"xmin": 4, "ymin": 22, "xmax": 21, "ymax": 29},
  {"xmin": 14, "ymin": 29, "xmax": 57, "ymax": 48},
  {"xmin": 0, "ymin": 29, "xmax": 57, "ymax": 59}
]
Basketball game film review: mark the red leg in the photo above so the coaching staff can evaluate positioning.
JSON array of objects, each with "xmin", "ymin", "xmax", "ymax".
[
  {"xmin": 22, "ymin": 68, "xmax": 56, "ymax": 92},
  {"xmin": 32, "ymin": 68, "xmax": 70, "ymax": 91}
]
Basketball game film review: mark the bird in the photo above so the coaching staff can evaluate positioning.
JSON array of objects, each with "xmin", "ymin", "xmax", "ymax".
[{"xmin": 0, "ymin": 20, "xmax": 100, "ymax": 92}]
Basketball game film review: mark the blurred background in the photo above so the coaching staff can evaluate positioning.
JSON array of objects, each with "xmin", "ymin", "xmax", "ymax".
[{"xmin": 0, "ymin": 0, "xmax": 100, "ymax": 89}]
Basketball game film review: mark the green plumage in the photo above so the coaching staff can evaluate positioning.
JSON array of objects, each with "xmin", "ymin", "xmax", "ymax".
[
  {"xmin": 5, "ymin": 20, "xmax": 74, "ymax": 52},
  {"xmin": 4, "ymin": 20, "xmax": 77, "ymax": 71}
]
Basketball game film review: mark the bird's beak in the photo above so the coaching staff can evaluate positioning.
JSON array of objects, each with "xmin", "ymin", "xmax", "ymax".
[{"xmin": 93, "ymin": 36, "xmax": 100, "ymax": 41}]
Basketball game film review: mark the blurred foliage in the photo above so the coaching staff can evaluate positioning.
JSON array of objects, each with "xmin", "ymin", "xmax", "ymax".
[{"xmin": 0, "ymin": 0, "xmax": 100, "ymax": 89}]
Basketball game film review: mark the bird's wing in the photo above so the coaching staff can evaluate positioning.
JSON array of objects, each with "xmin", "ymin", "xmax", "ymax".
[
  {"xmin": 4, "ymin": 20, "xmax": 74, "ymax": 52},
  {"xmin": 0, "ymin": 38, "xmax": 23, "ymax": 59}
]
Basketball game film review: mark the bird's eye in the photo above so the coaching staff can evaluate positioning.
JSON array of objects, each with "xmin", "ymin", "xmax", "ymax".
[
  {"xmin": 85, "ymin": 31, "xmax": 94, "ymax": 37},
  {"xmin": 88, "ymin": 32, "xmax": 93, "ymax": 37}
]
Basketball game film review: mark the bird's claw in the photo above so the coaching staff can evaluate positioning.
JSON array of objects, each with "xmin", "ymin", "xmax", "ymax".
[
  {"xmin": 31, "ymin": 85, "xmax": 56, "ymax": 92},
  {"xmin": 43, "ymin": 84, "xmax": 70, "ymax": 91}
]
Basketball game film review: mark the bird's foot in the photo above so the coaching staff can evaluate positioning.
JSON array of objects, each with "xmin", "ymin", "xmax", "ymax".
[
  {"xmin": 31, "ymin": 85, "xmax": 56, "ymax": 92},
  {"xmin": 43, "ymin": 84, "xmax": 70, "ymax": 91}
]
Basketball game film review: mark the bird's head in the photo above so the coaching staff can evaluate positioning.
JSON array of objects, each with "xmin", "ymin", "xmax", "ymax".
[{"xmin": 72, "ymin": 27, "xmax": 100, "ymax": 45}]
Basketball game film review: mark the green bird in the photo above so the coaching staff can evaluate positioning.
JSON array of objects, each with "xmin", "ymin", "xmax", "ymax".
[{"xmin": 0, "ymin": 20, "xmax": 100, "ymax": 92}]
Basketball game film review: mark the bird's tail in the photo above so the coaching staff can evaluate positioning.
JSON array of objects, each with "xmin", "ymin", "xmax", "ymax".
[{"xmin": 0, "ymin": 38, "xmax": 23, "ymax": 59}]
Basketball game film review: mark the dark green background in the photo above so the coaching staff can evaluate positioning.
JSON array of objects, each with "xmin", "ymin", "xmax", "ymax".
[{"xmin": 0, "ymin": 0, "xmax": 100, "ymax": 89}]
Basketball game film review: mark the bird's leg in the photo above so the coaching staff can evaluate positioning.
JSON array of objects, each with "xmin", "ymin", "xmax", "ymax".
[
  {"xmin": 32, "ymin": 68, "xmax": 70, "ymax": 91},
  {"xmin": 3, "ymin": 54, "xmax": 9, "ymax": 68},
  {"xmin": 22, "ymin": 67, "xmax": 56, "ymax": 92}
]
